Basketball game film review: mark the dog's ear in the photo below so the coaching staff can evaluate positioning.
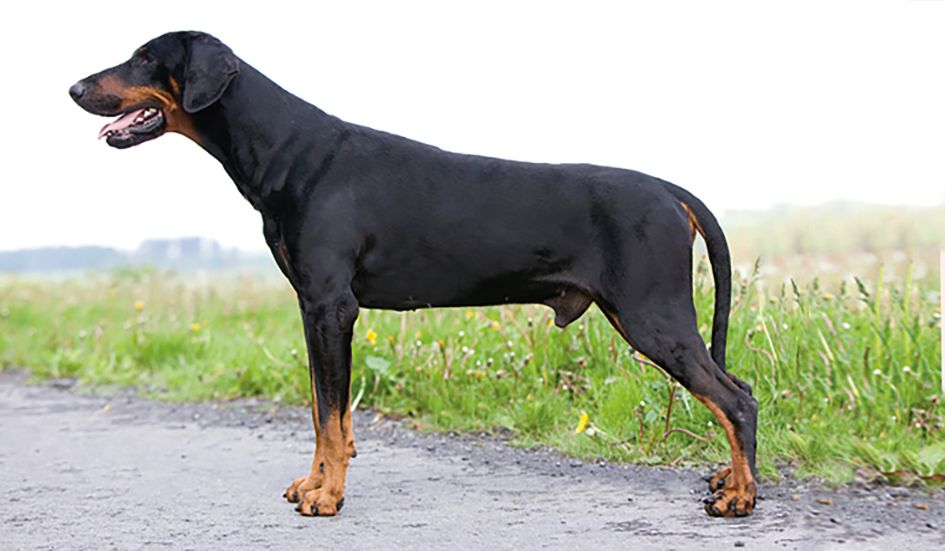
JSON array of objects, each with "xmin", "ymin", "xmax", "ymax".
[{"xmin": 182, "ymin": 33, "xmax": 240, "ymax": 113}]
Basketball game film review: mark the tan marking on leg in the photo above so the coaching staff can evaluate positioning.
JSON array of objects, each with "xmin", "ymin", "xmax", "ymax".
[
  {"xmin": 693, "ymin": 393, "xmax": 756, "ymax": 517},
  {"xmin": 284, "ymin": 387, "xmax": 324, "ymax": 502},
  {"xmin": 344, "ymin": 390, "xmax": 357, "ymax": 458},
  {"xmin": 298, "ymin": 409, "xmax": 350, "ymax": 516},
  {"xmin": 287, "ymin": 341, "xmax": 356, "ymax": 509},
  {"xmin": 597, "ymin": 304, "xmax": 642, "ymax": 352},
  {"xmin": 277, "ymin": 242, "xmax": 292, "ymax": 275},
  {"xmin": 708, "ymin": 465, "xmax": 732, "ymax": 492}
]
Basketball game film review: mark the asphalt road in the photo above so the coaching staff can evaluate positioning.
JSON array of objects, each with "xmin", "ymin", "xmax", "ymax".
[{"xmin": 1, "ymin": 371, "xmax": 942, "ymax": 550}]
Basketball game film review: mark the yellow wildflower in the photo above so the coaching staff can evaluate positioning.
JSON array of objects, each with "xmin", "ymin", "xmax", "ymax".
[
  {"xmin": 134, "ymin": 300, "xmax": 145, "ymax": 312},
  {"xmin": 575, "ymin": 411, "xmax": 590, "ymax": 434},
  {"xmin": 491, "ymin": 321, "xmax": 501, "ymax": 331},
  {"xmin": 191, "ymin": 322, "xmax": 202, "ymax": 333},
  {"xmin": 465, "ymin": 310, "xmax": 476, "ymax": 320},
  {"xmin": 365, "ymin": 328, "xmax": 377, "ymax": 345}
]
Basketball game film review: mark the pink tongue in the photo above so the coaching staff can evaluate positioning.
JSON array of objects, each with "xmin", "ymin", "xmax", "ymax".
[{"xmin": 98, "ymin": 109, "xmax": 147, "ymax": 139}]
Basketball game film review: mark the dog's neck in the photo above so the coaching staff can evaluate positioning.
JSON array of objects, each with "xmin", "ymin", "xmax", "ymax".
[{"xmin": 185, "ymin": 62, "xmax": 345, "ymax": 213}]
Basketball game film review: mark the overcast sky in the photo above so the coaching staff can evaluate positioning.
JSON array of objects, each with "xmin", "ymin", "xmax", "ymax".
[{"xmin": 1, "ymin": 1, "xmax": 943, "ymax": 252}]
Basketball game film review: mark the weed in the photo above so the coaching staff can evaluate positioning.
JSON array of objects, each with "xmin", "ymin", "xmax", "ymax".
[{"xmin": 0, "ymin": 261, "xmax": 940, "ymax": 484}]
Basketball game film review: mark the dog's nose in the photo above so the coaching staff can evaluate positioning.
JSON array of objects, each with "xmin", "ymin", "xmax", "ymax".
[{"xmin": 69, "ymin": 82, "xmax": 86, "ymax": 101}]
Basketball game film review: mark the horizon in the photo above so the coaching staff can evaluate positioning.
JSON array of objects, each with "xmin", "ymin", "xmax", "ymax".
[{"xmin": 1, "ymin": 198, "xmax": 940, "ymax": 254}]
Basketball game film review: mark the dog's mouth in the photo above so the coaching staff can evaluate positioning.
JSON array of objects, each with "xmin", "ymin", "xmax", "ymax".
[{"xmin": 98, "ymin": 106, "xmax": 166, "ymax": 149}]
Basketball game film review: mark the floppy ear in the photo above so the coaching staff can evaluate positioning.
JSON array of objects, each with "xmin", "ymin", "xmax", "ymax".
[{"xmin": 182, "ymin": 34, "xmax": 240, "ymax": 113}]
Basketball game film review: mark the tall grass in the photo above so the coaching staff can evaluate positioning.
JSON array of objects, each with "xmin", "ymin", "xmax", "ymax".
[{"xmin": 0, "ymin": 262, "xmax": 941, "ymax": 484}]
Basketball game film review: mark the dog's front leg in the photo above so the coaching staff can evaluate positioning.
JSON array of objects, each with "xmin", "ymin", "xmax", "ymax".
[
  {"xmin": 282, "ymin": 300, "xmax": 324, "ymax": 504},
  {"xmin": 284, "ymin": 286, "xmax": 359, "ymax": 517}
]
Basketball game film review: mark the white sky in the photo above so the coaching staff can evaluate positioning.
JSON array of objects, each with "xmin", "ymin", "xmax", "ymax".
[{"xmin": 1, "ymin": 1, "xmax": 943, "ymax": 252}]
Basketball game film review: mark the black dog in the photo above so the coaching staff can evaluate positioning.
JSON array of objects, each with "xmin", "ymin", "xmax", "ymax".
[{"xmin": 70, "ymin": 31, "xmax": 758, "ymax": 517}]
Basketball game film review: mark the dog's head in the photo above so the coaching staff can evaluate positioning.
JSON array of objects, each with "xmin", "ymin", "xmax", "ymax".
[{"xmin": 69, "ymin": 31, "xmax": 239, "ymax": 149}]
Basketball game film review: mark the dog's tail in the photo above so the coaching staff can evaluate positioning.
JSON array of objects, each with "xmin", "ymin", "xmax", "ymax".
[{"xmin": 659, "ymin": 180, "xmax": 732, "ymax": 371}]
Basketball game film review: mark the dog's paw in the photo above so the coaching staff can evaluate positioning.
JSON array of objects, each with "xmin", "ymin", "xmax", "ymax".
[
  {"xmin": 704, "ymin": 465, "xmax": 731, "ymax": 492},
  {"xmin": 295, "ymin": 488, "xmax": 345, "ymax": 517},
  {"xmin": 283, "ymin": 474, "xmax": 322, "ymax": 503},
  {"xmin": 702, "ymin": 483, "xmax": 756, "ymax": 517}
]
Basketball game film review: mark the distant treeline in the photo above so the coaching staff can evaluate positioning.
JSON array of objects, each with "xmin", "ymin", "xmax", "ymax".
[
  {"xmin": 721, "ymin": 201, "xmax": 943, "ymax": 281},
  {"xmin": 723, "ymin": 201, "xmax": 943, "ymax": 258},
  {"xmin": 2, "ymin": 202, "xmax": 941, "ymax": 276},
  {"xmin": 0, "ymin": 237, "xmax": 274, "ymax": 273}
]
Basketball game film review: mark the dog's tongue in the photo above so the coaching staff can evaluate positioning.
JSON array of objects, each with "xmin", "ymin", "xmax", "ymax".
[{"xmin": 98, "ymin": 109, "xmax": 146, "ymax": 139}]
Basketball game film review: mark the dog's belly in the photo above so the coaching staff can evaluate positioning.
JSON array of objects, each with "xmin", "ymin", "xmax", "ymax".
[
  {"xmin": 352, "ymin": 263, "xmax": 568, "ymax": 310},
  {"xmin": 352, "ymin": 254, "xmax": 595, "ymax": 329}
]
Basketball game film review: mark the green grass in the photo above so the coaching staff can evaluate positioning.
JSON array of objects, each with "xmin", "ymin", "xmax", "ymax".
[{"xmin": 0, "ymin": 262, "xmax": 941, "ymax": 485}]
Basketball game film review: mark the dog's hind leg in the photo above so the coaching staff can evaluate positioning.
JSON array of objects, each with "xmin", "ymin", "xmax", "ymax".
[{"xmin": 599, "ymin": 296, "xmax": 758, "ymax": 517}]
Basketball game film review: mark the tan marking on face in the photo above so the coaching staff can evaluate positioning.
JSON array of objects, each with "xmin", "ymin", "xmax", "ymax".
[
  {"xmin": 94, "ymin": 72, "xmax": 200, "ymax": 144},
  {"xmin": 168, "ymin": 75, "xmax": 181, "ymax": 97},
  {"xmin": 120, "ymin": 85, "xmax": 200, "ymax": 142},
  {"xmin": 96, "ymin": 74, "xmax": 127, "ymax": 97}
]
